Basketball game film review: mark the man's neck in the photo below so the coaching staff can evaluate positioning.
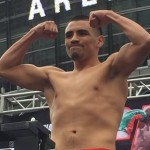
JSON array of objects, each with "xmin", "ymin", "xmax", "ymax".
[{"xmin": 73, "ymin": 58, "xmax": 100, "ymax": 71}]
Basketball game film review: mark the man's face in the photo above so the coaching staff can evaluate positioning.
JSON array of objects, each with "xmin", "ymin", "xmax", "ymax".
[{"xmin": 65, "ymin": 20, "xmax": 102, "ymax": 61}]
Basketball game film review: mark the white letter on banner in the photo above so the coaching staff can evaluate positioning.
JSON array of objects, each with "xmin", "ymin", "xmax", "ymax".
[
  {"xmin": 54, "ymin": 0, "xmax": 71, "ymax": 13},
  {"xmin": 28, "ymin": 0, "xmax": 46, "ymax": 20},
  {"xmin": 82, "ymin": 0, "xmax": 97, "ymax": 7}
]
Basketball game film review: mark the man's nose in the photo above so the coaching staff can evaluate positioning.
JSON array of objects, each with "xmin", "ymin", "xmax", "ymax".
[{"xmin": 71, "ymin": 33, "xmax": 79, "ymax": 43}]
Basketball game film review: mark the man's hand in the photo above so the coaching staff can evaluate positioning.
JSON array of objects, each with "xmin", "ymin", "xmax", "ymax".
[
  {"xmin": 89, "ymin": 10, "xmax": 112, "ymax": 28},
  {"xmin": 31, "ymin": 21, "xmax": 58, "ymax": 39}
]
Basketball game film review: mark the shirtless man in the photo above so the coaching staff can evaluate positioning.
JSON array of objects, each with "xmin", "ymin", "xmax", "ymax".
[{"xmin": 0, "ymin": 10, "xmax": 150, "ymax": 150}]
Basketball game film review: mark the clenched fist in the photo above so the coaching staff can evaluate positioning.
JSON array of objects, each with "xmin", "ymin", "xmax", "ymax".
[
  {"xmin": 31, "ymin": 21, "xmax": 58, "ymax": 39},
  {"xmin": 89, "ymin": 10, "xmax": 113, "ymax": 28}
]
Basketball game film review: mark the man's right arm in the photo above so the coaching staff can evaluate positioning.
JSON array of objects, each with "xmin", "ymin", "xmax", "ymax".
[{"xmin": 0, "ymin": 21, "xmax": 58, "ymax": 91}]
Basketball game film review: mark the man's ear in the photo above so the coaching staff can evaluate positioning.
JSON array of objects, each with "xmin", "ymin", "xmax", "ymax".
[{"xmin": 96, "ymin": 35, "xmax": 105, "ymax": 48}]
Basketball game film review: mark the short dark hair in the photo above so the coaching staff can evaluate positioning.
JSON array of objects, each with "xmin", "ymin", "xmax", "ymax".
[
  {"xmin": 70, "ymin": 15, "xmax": 89, "ymax": 21},
  {"xmin": 69, "ymin": 15, "xmax": 102, "ymax": 35}
]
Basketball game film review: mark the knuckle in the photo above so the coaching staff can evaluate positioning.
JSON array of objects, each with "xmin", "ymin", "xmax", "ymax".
[
  {"xmin": 48, "ymin": 21, "xmax": 55, "ymax": 24},
  {"xmin": 44, "ymin": 21, "xmax": 53, "ymax": 26}
]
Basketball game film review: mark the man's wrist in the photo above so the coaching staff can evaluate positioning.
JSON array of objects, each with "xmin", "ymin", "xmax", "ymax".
[
  {"xmin": 106, "ymin": 10, "xmax": 121, "ymax": 24},
  {"xmin": 28, "ymin": 28, "xmax": 38, "ymax": 41}
]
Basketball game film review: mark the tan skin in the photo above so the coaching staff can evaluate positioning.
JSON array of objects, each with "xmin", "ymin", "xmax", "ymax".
[{"xmin": 0, "ymin": 10, "xmax": 150, "ymax": 150}]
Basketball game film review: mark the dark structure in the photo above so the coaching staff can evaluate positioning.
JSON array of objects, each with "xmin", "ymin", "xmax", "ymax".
[
  {"xmin": 1, "ymin": 0, "xmax": 150, "ymax": 150},
  {"xmin": 0, "ymin": 0, "xmax": 150, "ymax": 92}
]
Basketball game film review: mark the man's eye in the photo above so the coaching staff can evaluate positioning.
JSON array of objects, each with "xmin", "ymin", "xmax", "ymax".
[
  {"xmin": 78, "ymin": 30, "xmax": 88, "ymax": 36},
  {"xmin": 65, "ymin": 32, "xmax": 72, "ymax": 38}
]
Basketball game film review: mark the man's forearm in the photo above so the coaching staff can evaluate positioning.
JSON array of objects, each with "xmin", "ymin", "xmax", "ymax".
[
  {"xmin": 0, "ymin": 29, "xmax": 36, "ymax": 69},
  {"xmin": 0, "ymin": 21, "xmax": 58, "ymax": 70},
  {"xmin": 106, "ymin": 10, "xmax": 150, "ymax": 45}
]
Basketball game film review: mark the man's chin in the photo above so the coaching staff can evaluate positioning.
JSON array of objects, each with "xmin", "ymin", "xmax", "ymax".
[{"xmin": 70, "ymin": 53, "xmax": 80, "ymax": 60}]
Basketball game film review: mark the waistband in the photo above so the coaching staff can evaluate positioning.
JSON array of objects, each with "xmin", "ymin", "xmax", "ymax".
[{"xmin": 80, "ymin": 148, "xmax": 110, "ymax": 150}]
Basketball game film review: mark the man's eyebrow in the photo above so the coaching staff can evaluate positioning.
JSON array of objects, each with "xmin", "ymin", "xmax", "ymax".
[
  {"xmin": 65, "ymin": 31, "xmax": 72, "ymax": 35},
  {"xmin": 65, "ymin": 29, "xmax": 89, "ymax": 34},
  {"xmin": 77, "ymin": 29, "xmax": 89, "ymax": 32}
]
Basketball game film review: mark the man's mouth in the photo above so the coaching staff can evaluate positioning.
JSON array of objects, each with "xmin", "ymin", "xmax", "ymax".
[{"xmin": 70, "ymin": 44, "xmax": 83, "ymax": 49}]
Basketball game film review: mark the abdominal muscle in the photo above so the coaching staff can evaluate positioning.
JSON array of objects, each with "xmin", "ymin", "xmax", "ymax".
[
  {"xmin": 46, "ymin": 64, "xmax": 127, "ymax": 150},
  {"xmin": 50, "ymin": 94, "xmax": 125, "ymax": 150},
  {"xmin": 51, "ymin": 124, "xmax": 115, "ymax": 150}
]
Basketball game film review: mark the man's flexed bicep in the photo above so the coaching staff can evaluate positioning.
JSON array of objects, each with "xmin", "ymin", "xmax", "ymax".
[
  {"xmin": 0, "ymin": 21, "xmax": 58, "ymax": 91},
  {"xmin": 111, "ymin": 42, "xmax": 150, "ymax": 76},
  {"xmin": 89, "ymin": 10, "xmax": 150, "ymax": 77},
  {"xmin": 0, "ymin": 21, "xmax": 58, "ymax": 68},
  {"xmin": 0, "ymin": 64, "xmax": 51, "ymax": 91}
]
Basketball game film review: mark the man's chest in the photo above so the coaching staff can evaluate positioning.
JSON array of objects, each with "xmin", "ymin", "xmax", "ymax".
[{"xmin": 49, "ymin": 68, "xmax": 110, "ymax": 93}]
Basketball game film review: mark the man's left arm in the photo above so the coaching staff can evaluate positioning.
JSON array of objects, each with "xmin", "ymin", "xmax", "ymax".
[{"xmin": 89, "ymin": 10, "xmax": 150, "ymax": 76}]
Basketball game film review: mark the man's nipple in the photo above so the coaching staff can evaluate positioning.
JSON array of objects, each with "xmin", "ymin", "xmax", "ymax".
[{"xmin": 72, "ymin": 130, "xmax": 77, "ymax": 134}]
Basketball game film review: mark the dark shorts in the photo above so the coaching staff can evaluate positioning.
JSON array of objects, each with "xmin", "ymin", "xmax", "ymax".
[{"xmin": 81, "ymin": 148, "xmax": 110, "ymax": 150}]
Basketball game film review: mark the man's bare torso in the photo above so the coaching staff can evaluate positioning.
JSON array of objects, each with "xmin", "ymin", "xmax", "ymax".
[{"xmin": 44, "ymin": 60, "xmax": 128, "ymax": 150}]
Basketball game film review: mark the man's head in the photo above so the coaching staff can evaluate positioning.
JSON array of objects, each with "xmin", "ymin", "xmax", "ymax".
[
  {"xmin": 65, "ymin": 15, "xmax": 104, "ymax": 61},
  {"xmin": 68, "ymin": 15, "xmax": 103, "ymax": 35}
]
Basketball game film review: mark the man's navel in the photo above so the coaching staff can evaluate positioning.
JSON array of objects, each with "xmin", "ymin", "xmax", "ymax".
[{"xmin": 93, "ymin": 86, "xmax": 99, "ymax": 91}]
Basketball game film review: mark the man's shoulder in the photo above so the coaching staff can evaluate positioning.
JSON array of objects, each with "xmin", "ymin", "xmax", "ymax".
[
  {"xmin": 103, "ymin": 52, "xmax": 126, "ymax": 78},
  {"xmin": 40, "ymin": 66, "xmax": 65, "ymax": 73},
  {"xmin": 42, "ymin": 66, "xmax": 64, "ymax": 72},
  {"xmin": 100, "ymin": 52, "xmax": 118, "ymax": 67},
  {"xmin": 106, "ymin": 52, "xmax": 119, "ymax": 62}
]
